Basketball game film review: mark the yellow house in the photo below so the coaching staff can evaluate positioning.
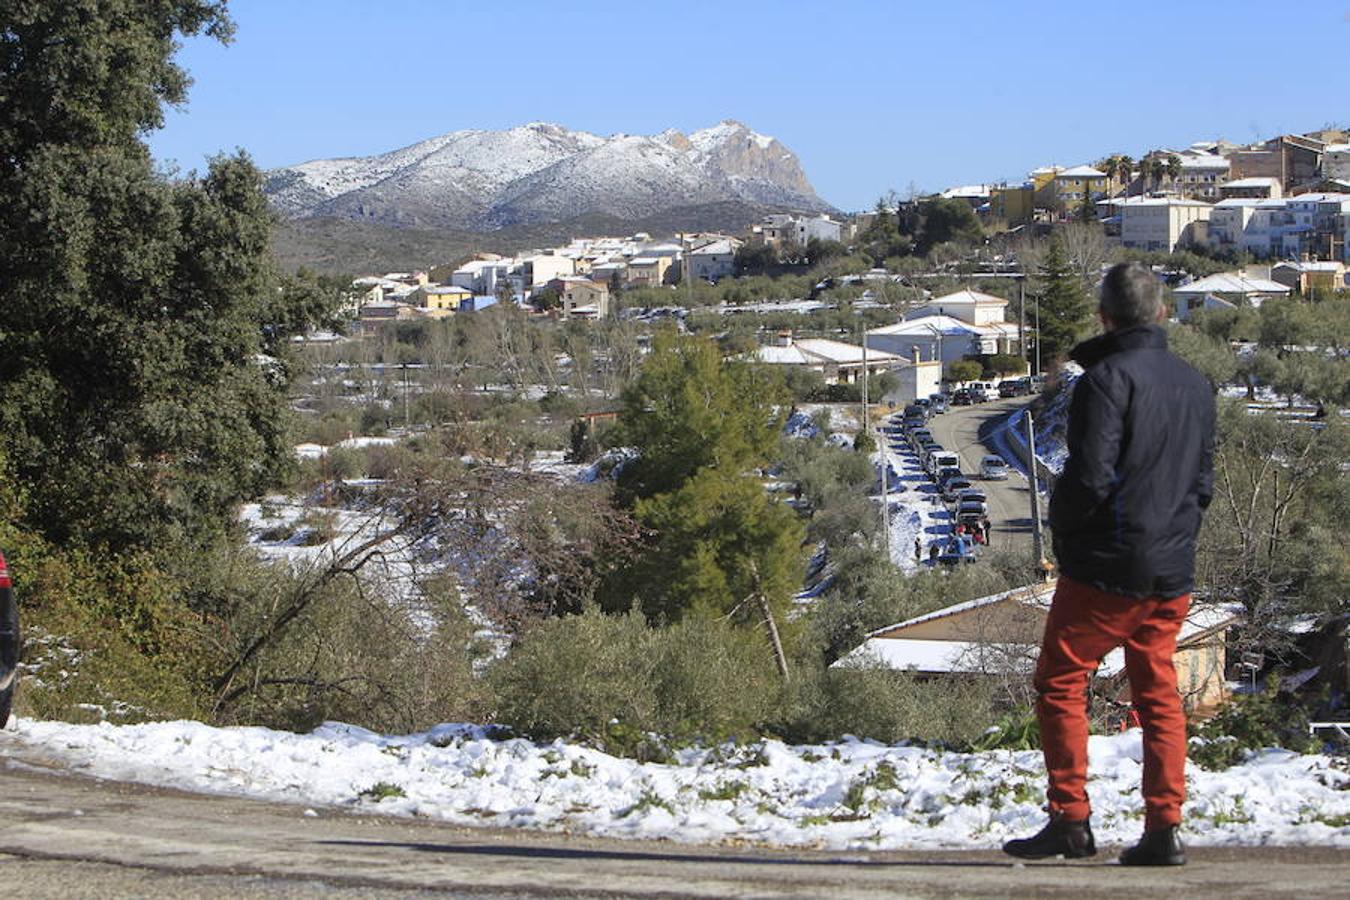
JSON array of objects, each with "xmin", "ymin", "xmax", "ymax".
[
  {"xmin": 990, "ymin": 184, "xmax": 1036, "ymax": 226},
  {"xmin": 1051, "ymin": 165, "xmax": 1110, "ymax": 210},
  {"xmin": 626, "ymin": 256, "xmax": 672, "ymax": 287},
  {"xmin": 835, "ymin": 582, "xmax": 1238, "ymax": 718},
  {"xmin": 413, "ymin": 284, "xmax": 473, "ymax": 311}
]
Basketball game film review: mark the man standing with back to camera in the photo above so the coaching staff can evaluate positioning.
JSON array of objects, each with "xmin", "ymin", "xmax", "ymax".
[{"xmin": 1003, "ymin": 262, "xmax": 1215, "ymax": 866}]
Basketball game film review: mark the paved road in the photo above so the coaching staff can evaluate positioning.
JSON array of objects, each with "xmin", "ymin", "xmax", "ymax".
[
  {"xmin": 924, "ymin": 397, "xmax": 1040, "ymax": 563},
  {"xmin": 2, "ymin": 754, "xmax": 1345, "ymax": 899}
]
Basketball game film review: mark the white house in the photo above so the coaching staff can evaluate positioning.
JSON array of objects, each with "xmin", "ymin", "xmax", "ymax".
[
  {"xmin": 1172, "ymin": 271, "xmax": 1290, "ymax": 320},
  {"xmin": 752, "ymin": 335, "xmax": 906, "ymax": 385},
  {"xmin": 905, "ymin": 288, "xmax": 1009, "ymax": 326},
  {"xmin": 1116, "ymin": 197, "xmax": 1212, "ymax": 252},
  {"xmin": 687, "ymin": 238, "xmax": 739, "ymax": 282}
]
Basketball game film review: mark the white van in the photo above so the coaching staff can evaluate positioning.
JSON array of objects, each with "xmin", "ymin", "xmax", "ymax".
[
  {"xmin": 971, "ymin": 382, "xmax": 998, "ymax": 402},
  {"xmin": 928, "ymin": 451, "xmax": 960, "ymax": 477}
]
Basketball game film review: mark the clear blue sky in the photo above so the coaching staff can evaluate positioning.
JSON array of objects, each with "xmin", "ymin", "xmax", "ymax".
[{"xmin": 150, "ymin": 0, "xmax": 1350, "ymax": 211}]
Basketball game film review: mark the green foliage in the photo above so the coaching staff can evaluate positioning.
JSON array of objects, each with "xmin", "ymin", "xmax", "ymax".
[
  {"xmin": 945, "ymin": 360, "xmax": 983, "ymax": 383},
  {"xmin": 358, "ymin": 782, "xmax": 407, "ymax": 802},
  {"xmin": 852, "ymin": 430, "xmax": 876, "ymax": 454},
  {"xmin": 800, "ymin": 662, "xmax": 995, "ymax": 747},
  {"xmin": 733, "ymin": 242, "xmax": 778, "ymax": 276},
  {"xmin": 1034, "ymin": 235, "xmax": 1093, "ymax": 364},
  {"xmin": 986, "ymin": 354, "xmax": 1025, "ymax": 377},
  {"xmin": 489, "ymin": 607, "xmax": 783, "ymax": 745},
  {"xmin": 622, "ymin": 469, "xmax": 805, "ymax": 627},
  {"xmin": 1188, "ymin": 683, "xmax": 1317, "ymax": 770},
  {"xmin": 913, "ymin": 197, "xmax": 984, "ymax": 256},
  {"xmin": 0, "ymin": 4, "xmax": 335, "ymax": 551},
  {"xmin": 616, "ymin": 332, "xmax": 786, "ymax": 502}
]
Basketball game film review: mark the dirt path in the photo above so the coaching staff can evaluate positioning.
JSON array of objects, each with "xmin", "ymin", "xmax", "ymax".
[{"xmin": 1, "ymin": 753, "xmax": 1344, "ymax": 899}]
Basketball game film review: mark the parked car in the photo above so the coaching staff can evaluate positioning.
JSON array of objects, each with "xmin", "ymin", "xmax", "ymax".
[
  {"xmin": 928, "ymin": 394, "xmax": 949, "ymax": 414},
  {"xmin": 913, "ymin": 398, "xmax": 932, "ymax": 416},
  {"xmin": 950, "ymin": 387, "xmax": 973, "ymax": 406},
  {"xmin": 957, "ymin": 487, "xmax": 988, "ymax": 505},
  {"xmin": 998, "ymin": 379, "xmax": 1028, "ymax": 398},
  {"xmin": 938, "ymin": 535, "xmax": 978, "ymax": 565},
  {"xmin": 970, "ymin": 382, "xmax": 997, "ymax": 403},
  {"xmin": 0, "ymin": 550, "xmax": 17, "ymax": 728},
  {"xmin": 980, "ymin": 455, "xmax": 1010, "ymax": 480},
  {"xmin": 942, "ymin": 477, "xmax": 975, "ymax": 502},
  {"xmin": 935, "ymin": 466, "xmax": 963, "ymax": 491},
  {"xmin": 957, "ymin": 497, "xmax": 989, "ymax": 520},
  {"xmin": 909, "ymin": 427, "xmax": 933, "ymax": 446},
  {"xmin": 1028, "ymin": 375, "xmax": 1045, "ymax": 393}
]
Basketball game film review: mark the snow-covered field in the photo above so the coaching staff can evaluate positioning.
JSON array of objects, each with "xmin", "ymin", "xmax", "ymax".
[{"xmin": 8, "ymin": 718, "xmax": 1347, "ymax": 850}]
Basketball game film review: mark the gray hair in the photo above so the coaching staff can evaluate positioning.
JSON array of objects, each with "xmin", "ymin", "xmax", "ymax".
[{"xmin": 1099, "ymin": 262, "xmax": 1163, "ymax": 328}]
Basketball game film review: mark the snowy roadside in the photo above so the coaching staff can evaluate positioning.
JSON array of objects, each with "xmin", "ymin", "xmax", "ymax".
[
  {"xmin": 7, "ymin": 718, "xmax": 1347, "ymax": 850},
  {"xmin": 874, "ymin": 431, "xmax": 947, "ymax": 573}
]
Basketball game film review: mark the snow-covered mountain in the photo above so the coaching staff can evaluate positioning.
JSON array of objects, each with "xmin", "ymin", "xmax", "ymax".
[{"xmin": 264, "ymin": 121, "xmax": 832, "ymax": 230}]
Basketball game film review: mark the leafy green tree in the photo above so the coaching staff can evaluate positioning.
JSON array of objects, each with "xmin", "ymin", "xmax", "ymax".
[
  {"xmin": 734, "ymin": 242, "xmax": 778, "ymax": 276},
  {"xmin": 915, "ymin": 198, "xmax": 983, "ymax": 256},
  {"xmin": 531, "ymin": 285, "xmax": 562, "ymax": 312},
  {"xmin": 987, "ymin": 354, "xmax": 1026, "ymax": 377},
  {"xmin": 945, "ymin": 360, "xmax": 983, "ymax": 383},
  {"xmin": 1033, "ymin": 236, "xmax": 1094, "ymax": 364},
  {"xmin": 0, "ymin": 2, "xmax": 334, "ymax": 550}
]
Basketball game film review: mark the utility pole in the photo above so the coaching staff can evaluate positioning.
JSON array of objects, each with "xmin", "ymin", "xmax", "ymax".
[
  {"xmin": 1017, "ymin": 277, "xmax": 1027, "ymax": 364},
  {"xmin": 1025, "ymin": 412, "xmax": 1045, "ymax": 567}
]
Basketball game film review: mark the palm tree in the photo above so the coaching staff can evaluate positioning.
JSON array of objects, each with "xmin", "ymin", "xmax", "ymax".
[
  {"xmin": 1149, "ymin": 158, "xmax": 1166, "ymax": 193},
  {"xmin": 1165, "ymin": 154, "xmax": 1182, "ymax": 193},
  {"xmin": 1116, "ymin": 155, "xmax": 1134, "ymax": 195}
]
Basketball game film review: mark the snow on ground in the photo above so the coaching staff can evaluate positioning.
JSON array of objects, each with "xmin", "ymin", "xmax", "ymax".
[
  {"xmin": 8, "ymin": 718, "xmax": 1347, "ymax": 850},
  {"xmin": 875, "ymin": 428, "xmax": 947, "ymax": 573},
  {"xmin": 799, "ymin": 403, "xmax": 862, "ymax": 435}
]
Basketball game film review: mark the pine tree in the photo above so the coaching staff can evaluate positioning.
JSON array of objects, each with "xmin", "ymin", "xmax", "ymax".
[
  {"xmin": 1034, "ymin": 236, "xmax": 1094, "ymax": 364},
  {"xmin": 605, "ymin": 333, "xmax": 804, "ymax": 646}
]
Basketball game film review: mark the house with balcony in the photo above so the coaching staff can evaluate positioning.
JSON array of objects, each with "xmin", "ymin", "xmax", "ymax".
[
  {"xmin": 1049, "ymin": 165, "xmax": 1109, "ymax": 213},
  {"xmin": 1173, "ymin": 152, "xmax": 1231, "ymax": 201}
]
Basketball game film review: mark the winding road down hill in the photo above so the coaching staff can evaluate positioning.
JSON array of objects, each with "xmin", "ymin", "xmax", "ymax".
[
  {"xmin": 924, "ymin": 396, "xmax": 1043, "ymax": 565},
  {"xmin": 0, "ymin": 752, "xmax": 1342, "ymax": 899}
]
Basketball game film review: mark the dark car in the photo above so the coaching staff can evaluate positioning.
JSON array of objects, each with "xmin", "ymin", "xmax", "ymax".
[
  {"xmin": 0, "ymin": 551, "xmax": 17, "ymax": 727},
  {"xmin": 998, "ymin": 379, "xmax": 1028, "ymax": 398},
  {"xmin": 951, "ymin": 387, "xmax": 973, "ymax": 406}
]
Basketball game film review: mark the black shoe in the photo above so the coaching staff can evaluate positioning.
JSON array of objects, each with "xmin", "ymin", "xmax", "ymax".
[
  {"xmin": 1119, "ymin": 825, "xmax": 1186, "ymax": 866},
  {"xmin": 1002, "ymin": 813, "xmax": 1096, "ymax": 860}
]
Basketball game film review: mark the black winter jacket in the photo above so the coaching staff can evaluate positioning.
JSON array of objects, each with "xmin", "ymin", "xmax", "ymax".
[{"xmin": 1049, "ymin": 325, "xmax": 1215, "ymax": 598}]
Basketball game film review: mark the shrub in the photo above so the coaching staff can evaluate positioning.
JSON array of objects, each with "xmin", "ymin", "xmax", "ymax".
[
  {"xmin": 794, "ymin": 662, "xmax": 995, "ymax": 747},
  {"xmin": 488, "ymin": 607, "xmax": 784, "ymax": 746},
  {"xmin": 1188, "ymin": 682, "xmax": 1319, "ymax": 770}
]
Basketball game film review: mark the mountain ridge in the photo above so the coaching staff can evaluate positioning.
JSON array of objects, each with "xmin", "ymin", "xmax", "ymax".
[{"xmin": 264, "ymin": 120, "xmax": 833, "ymax": 231}]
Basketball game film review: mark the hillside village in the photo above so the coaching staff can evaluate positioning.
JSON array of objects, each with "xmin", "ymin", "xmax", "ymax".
[{"xmin": 343, "ymin": 126, "xmax": 1349, "ymax": 404}]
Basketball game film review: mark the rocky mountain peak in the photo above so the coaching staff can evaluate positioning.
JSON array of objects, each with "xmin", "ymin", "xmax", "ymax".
[{"xmin": 264, "ymin": 121, "xmax": 832, "ymax": 230}]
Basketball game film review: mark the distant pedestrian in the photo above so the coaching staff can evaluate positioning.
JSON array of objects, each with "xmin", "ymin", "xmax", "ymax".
[
  {"xmin": 928, "ymin": 543, "xmax": 939, "ymax": 565},
  {"xmin": 1003, "ymin": 262, "xmax": 1215, "ymax": 868},
  {"xmin": 913, "ymin": 537, "xmax": 922, "ymax": 564},
  {"xmin": 981, "ymin": 517, "xmax": 992, "ymax": 546}
]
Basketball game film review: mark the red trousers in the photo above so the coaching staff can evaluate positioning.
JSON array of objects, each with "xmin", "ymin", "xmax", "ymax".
[{"xmin": 1035, "ymin": 576, "xmax": 1190, "ymax": 831}]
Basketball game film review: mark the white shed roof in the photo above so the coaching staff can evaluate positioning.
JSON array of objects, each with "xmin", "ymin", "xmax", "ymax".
[{"xmin": 1175, "ymin": 273, "xmax": 1291, "ymax": 295}]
